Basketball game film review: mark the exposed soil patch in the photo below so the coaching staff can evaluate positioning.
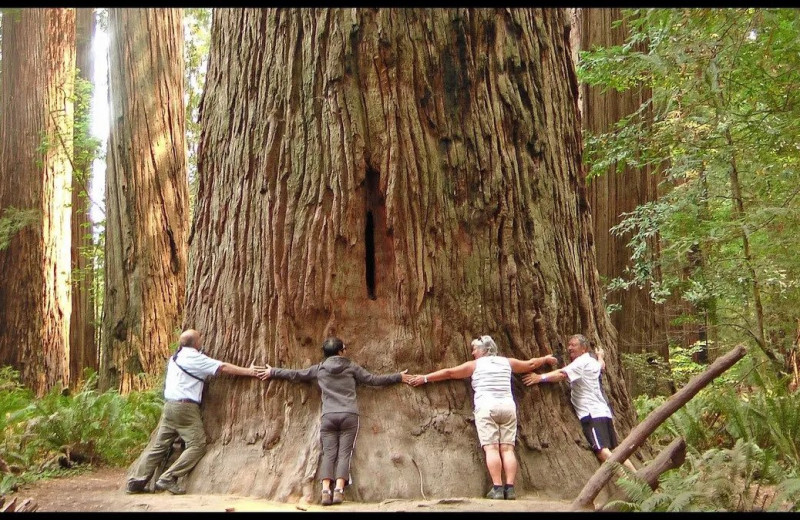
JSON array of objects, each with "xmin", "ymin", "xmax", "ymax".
[{"xmin": 6, "ymin": 466, "xmax": 574, "ymax": 513}]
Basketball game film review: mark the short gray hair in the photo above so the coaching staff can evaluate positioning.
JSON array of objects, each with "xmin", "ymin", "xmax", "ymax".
[
  {"xmin": 570, "ymin": 334, "xmax": 590, "ymax": 349},
  {"xmin": 472, "ymin": 335, "xmax": 498, "ymax": 356}
]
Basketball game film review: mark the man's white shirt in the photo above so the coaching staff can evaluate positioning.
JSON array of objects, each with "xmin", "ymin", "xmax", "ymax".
[
  {"xmin": 562, "ymin": 352, "xmax": 612, "ymax": 419},
  {"xmin": 163, "ymin": 347, "xmax": 223, "ymax": 403}
]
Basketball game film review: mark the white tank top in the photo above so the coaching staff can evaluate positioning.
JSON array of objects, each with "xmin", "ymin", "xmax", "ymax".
[{"xmin": 471, "ymin": 356, "xmax": 514, "ymax": 410}]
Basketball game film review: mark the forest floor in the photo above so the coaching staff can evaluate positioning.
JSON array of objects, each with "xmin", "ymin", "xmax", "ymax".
[{"xmin": 6, "ymin": 466, "xmax": 576, "ymax": 513}]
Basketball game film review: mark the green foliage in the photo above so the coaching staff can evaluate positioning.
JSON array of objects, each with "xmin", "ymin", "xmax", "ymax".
[
  {"xmin": 770, "ymin": 477, "xmax": 800, "ymax": 512},
  {"xmin": 0, "ymin": 207, "xmax": 40, "ymax": 251},
  {"xmin": 607, "ymin": 437, "xmax": 792, "ymax": 511},
  {"xmin": 621, "ymin": 351, "xmax": 673, "ymax": 396},
  {"xmin": 580, "ymin": 8, "xmax": 800, "ymax": 359},
  {"xmin": 0, "ymin": 367, "xmax": 162, "ymax": 494},
  {"xmin": 622, "ymin": 342, "xmax": 708, "ymax": 397},
  {"xmin": 72, "ymin": 75, "xmax": 101, "ymax": 182},
  {"xmin": 625, "ymin": 350, "xmax": 800, "ymax": 511},
  {"xmin": 184, "ymin": 8, "xmax": 212, "ymax": 215},
  {"xmin": 667, "ymin": 342, "xmax": 709, "ymax": 387}
]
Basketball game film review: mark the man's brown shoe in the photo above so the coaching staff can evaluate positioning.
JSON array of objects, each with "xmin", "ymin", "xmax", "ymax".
[
  {"xmin": 155, "ymin": 478, "xmax": 186, "ymax": 495},
  {"xmin": 332, "ymin": 488, "xmax": 344, "ymax": 504},
  {"xmin": 125, "ymin": 478, "xmax": 149, "ymax": 494}
]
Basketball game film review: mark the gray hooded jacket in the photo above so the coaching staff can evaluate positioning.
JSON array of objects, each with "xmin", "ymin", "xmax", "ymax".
[{"xmin": 270, "ymin": 355, "xmax": 402, "ymax": 415}]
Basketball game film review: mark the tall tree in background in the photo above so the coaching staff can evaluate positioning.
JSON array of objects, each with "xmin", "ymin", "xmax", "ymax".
[
  {"xmin": 579, "ymin": 9, "xmax": 800, "ymax": 372},
  {"xmin": 100, "ymin": 8, "xmax": 188, "ymax": 393},
  {"xmin": 569, "ymin": 8, "xmax": 668, "ymax": 394},
  {"xmin": 70, "ymin": 7, "xmax": 99, "ymax": 385},
  {"xmin": 178, "ymin": 8, "xmax": 635, "ymax": 501},
  {"xmin": 0, "ymin": 8, "xmax": 76, "ymax": 395}
]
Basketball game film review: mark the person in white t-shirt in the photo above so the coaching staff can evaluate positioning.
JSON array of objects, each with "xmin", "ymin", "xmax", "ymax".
[
  {"xmin": 521, "ymin": 334, "xmax": 636, "ymax": 472},
  {"xmin": 126, "ymin": 329, "xmax": 267, "ymax": 495},
  {"xmin": 408, "ymin": 335, "xmax": 557, "ymax": 500}
]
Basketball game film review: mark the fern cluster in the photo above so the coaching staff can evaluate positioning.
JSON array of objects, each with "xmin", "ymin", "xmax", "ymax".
[
  {"xmin": 0, "ymin": 367, "xmax": 162, "ymax": 495},
  {"xmin": 612, "ymin": 353, "xmax": 800, "ymax": 511}
]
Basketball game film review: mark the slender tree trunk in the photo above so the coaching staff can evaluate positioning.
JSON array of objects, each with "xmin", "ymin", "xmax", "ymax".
[
  {"xmin": 569, "ymin": 8, "xmax": 668, "ymax": 395},
  {"xmin": 100, "ymin": 8, "xmax": 188, "ymax": 393},
  {"xmin": 70, "ymin": 7, "xmax": 98, "ymax": 385},
  {"xmin": 724, "ymin": 129, "xmax": 775, "ymax": 367},
  {"xmin": 179, "ymin": 8, "xmax": 635, "ymax": 502},
  {"xmin": 0, "ymin": 8, "xmax": 75, "ymax": 395}
]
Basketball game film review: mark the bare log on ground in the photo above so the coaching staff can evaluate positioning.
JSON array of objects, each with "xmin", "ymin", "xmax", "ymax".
[
  {"xmin": 635, "ymin": 436, "xmax": 686, "ymax": 491},
  {"xmin": 0, "ymin": 497, "xmax": 39, "ymax": 513},
  {"xmin": 571, "ymin": 344, "xmax": 747, "ymax": 510}
]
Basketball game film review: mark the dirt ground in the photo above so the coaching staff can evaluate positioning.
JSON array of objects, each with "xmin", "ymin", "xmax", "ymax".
[{"xmin": 6, "ymin": 466, "xmax": 575, "ymax": 513}]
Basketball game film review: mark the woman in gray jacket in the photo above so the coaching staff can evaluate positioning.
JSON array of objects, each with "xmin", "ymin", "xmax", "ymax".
[{"xmin": 261, "ymin": 336, "xmax": 412, "ymax": 506}]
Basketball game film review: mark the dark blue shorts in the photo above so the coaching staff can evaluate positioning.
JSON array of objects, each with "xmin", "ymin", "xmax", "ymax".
[{"xmin": 580, "ymin": 415, "xmax": 618, "ymax": 452}]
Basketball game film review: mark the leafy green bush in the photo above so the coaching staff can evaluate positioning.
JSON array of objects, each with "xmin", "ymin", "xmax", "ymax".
[
  {"xmin": 0, "ymin": 367, "xmax": 163, "ymax": 494},
  {"xmin": 621, "ymin": 349, "xmax": 800, "ymax": 511},
  {"xmin": 606, "ymin": 440, "xmax": 791, "ymax": 511}
]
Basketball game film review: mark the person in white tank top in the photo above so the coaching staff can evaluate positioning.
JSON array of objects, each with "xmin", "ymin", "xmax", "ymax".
[{"xmin": 409, "ymin": 335, "xmax": 557, "ymax": 500}]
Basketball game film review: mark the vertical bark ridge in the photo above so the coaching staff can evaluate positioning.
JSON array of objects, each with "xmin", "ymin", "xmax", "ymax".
[
  {"xmin": 571, "ymin": 9, "xmax": 668, "ymax": 397},
  {"xmin": 70, "ymin": 8, "xmax": 99, "ymax": 386}
]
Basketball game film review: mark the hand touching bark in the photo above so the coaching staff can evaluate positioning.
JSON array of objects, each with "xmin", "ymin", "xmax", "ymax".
[{"xmin": 522, "ymin": 372, "xmax": 544, "ymax": 386}]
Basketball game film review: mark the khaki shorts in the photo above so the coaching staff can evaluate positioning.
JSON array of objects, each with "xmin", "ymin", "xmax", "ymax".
[{"xmin": 474, "ymin": 401, "xmax": 517, "ymax": 447}]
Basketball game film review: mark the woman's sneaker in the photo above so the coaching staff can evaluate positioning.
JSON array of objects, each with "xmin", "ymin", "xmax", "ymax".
[
  {"xmin": 486, "ymin": 486, "xmax": 504, "ymax": 500},
  {"xmin": 320, "ymin": 489, "xmax": 333, "ymax": 506},
  {"xmin": 504, "ymin": 485, "xmax": 516, "ymax": 500}
]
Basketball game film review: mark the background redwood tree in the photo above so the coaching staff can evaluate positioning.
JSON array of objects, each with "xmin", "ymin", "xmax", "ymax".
[
  {"xmin": 100, "ymin": 8, "xmax": 188, "ymax": 393},
  {"xmin": 180, "ymin": 7, "xmax": 636, "ymax": 501},
  {"xmin": 570, "ymin": 8, "xmax": 669, "ymax": 394},
  {"xmin": 0, "ymin": 8, "xmax": 75, "ymax": 395},
  {"xmin": 70, "ymin": 7, "xmax": 98, "ymax": 385}
]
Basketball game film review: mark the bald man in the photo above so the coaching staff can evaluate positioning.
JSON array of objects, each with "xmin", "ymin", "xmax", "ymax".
[{"xmin": 126, "ymin": 329, "xmax": 266, "ymax": 495}]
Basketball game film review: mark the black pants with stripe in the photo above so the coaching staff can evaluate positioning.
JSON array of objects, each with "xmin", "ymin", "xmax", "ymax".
[{"xmin": 579, "ymin": 415, "xmax": 618, "ymax": 453}]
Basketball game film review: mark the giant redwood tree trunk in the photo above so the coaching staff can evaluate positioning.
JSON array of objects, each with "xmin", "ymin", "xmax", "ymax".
[
  {"xmin": 0, "ymin": 8, "xmax": 75, "ymax": 395},
  {"xmin": 100, "ymin": 8, "xmax": 188, "ymax": 393},
  {"xmin": 570, "ymin": 9, "xmax": 668, "ymax": 391},
  {"xmin": 69, "ymin": 7, "xmax": 98, "ymax": 385},
  {"xmin": 183, "ymin": 8, "xmax": 635, "ymax": 502}
]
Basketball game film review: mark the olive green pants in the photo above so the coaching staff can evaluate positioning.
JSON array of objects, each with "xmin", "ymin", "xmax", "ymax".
[{"xmin": 131, "ymin": 401, "xmax": 207, "ymax": 483}]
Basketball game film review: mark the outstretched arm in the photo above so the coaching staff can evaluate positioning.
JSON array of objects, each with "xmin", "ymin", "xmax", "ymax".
[
  {"xmin": 353, "ymin": 365, "xmax": 407, "ymax": 386},
  {"xmin": 521, "ymin": 368, "xmax": 568, "ymax": 386},
  {"xmin": 408, "ymin": 360, "xmax": 476, "ymax": 387},
  {"xmin": 508, "ymin": 355, "xmax": 558, "ymax": 374},
  {"xmin": 218, "ymin": 361, "xmax": 269, "ymax": 380},
  {"xmin": 258, "ymin": 364, "xmax": 319, "ymax": 383}
]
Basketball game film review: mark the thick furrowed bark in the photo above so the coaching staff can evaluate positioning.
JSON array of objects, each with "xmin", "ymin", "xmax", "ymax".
[
  {"xmin": 184, "ymin": 8, "xmax": 633, "ymax": 501},
  {"xmin": 101, "ymin": 8, "xmax": 188, "ymax": 393},
  {"xmin": 0, "ymin": 8, "xmax": 75, "ymax": 395}
]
